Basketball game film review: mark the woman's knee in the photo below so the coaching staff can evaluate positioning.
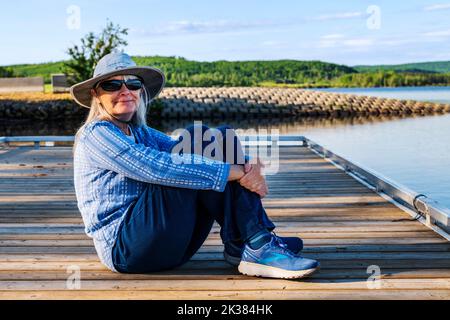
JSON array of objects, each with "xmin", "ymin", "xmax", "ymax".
[
  {"xmin": 217, "ymin": 126, "xmax": 245, "ymax": 164},
  {"xmin": 184, "ymin": 123, "xmax": 210, "ymax": 135},
  {"xmin": 216, "ymin": 125, "xmax": 234, "ymax": 136},
  {"xmin": 184, "ymin": 124, "xmax": 235, "ymax": 142},
  {"xmin": 180, "ymin": 124, "xmax": 243, "ymax": 163}
]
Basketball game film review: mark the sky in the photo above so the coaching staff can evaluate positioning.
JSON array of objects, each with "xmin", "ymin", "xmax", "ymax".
[{"xmin": 1, "ymin": 0, "xmax": 450, "ymax": 66}]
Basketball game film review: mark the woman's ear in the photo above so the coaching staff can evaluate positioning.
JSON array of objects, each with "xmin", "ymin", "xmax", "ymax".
[{"xmin": 91, "ymin": 89, "xmax": 101, "ymax": 104}]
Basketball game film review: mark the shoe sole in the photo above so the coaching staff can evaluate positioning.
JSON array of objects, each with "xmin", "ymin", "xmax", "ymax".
[{"xmin": 238, "ymin": 261, "xmax": 319, "ymax": 279}]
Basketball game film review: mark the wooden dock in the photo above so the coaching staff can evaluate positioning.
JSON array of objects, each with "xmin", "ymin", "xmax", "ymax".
[{"xmin": 0, "ymin": 143, "xmax": 449, "ymax": 299}]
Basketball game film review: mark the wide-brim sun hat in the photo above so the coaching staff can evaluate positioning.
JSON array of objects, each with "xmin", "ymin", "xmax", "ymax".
[{"xmin": 70, "ymin": 51, "xmax": 165, "ymax": 108}]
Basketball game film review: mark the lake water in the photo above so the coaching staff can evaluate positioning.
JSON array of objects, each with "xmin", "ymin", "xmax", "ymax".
[
  {"xmin": 294, "ymin": 113, "xmax": 450, "ymax": 209},
  {"xmin": 1, "ymin": 86, "xmax": 450, "ymax": 209},
  {"xmin": 319, "ymin": 86, "xmax": 450, "ymax": 104},
  {"xmin": 301, "ymin": 86, "xmax": 450, "ymax": 208}
]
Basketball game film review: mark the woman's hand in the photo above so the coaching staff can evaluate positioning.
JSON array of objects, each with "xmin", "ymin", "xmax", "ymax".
[
  {"xmin": 238, "ymin": 158, "xmax": 269, "ymax": 198},
  {"xmin": 227, "ymin": 164, "xmax": 245, "ymax": 181}
]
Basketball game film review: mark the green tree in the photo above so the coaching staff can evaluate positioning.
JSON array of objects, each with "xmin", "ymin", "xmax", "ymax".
[
  {"xmin": 0, "ymin": 66, "xmax": 14, "ymax": 77},
  {"xmin": 62, "ymin": 20, "xmax": 128, "ymax": 85}
]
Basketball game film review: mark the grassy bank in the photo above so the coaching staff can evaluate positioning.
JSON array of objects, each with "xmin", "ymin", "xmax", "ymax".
[{"xmin": 5, "ymin": 56, "xmax": 450, "ymax": 88}]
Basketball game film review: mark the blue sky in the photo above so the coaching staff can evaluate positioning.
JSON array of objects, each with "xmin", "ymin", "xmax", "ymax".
[{"xmin": 2, "ymin": 0, "xmax": 450, "ymax": 66}]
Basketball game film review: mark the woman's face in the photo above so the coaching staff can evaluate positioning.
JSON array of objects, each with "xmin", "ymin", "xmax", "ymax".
[{"xmin": 91, "ymin": 75, "xmax": 142, "ymax": 122}]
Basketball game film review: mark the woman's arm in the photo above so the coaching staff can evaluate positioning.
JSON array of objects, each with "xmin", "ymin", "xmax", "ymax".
[
  {"xmin": 81, "ymin": 121, "xmax": 231, "ymax": 192},
  {"xmin": 145, "ymin": 126, "xmax": 179, "ymax": 153},
  {"xmin": 227, "ymin": 164, "xmax": 245, "ymax": 181}
]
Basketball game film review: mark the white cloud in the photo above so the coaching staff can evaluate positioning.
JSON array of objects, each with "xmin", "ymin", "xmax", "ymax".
[
  {"xmin": 422, "ymin": 29, "xmax": 450, "ymax": 37},
  {"xmin": 312, "ymin": 11, "xmax": 365, "ymax": 21},
  {"xmin": 321, "ymin": 34, "xmax": 345, "ymax": 40},
  {"xmin": 261, "ymin": 40, "xmax": 285, "ymax": 47},
  {"xmin": 379, "ymin": 38, "xmax": 417, "ymax": 46},
  {"xmin": 131, "ymin": 20, "xmax": 275, "ymax": 37},
  {"xmin": 424, "ymin": 3, "xmax": 450, "ymax": 11},
  {"xmin": 318, "ymin": 30, "xmax": 450, "ymax": 52},
  {"xmin": 342, "ymin": 38, "xmax": 374, "ymax": 47},
  {"xmin": 318, "ymin": 34, "xmax": 373, "ymax": 49}
]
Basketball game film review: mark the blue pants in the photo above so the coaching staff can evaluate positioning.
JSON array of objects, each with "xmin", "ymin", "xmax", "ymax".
[{"xmin": 111, "ymin": 125, "xmax": 276, "ymax": 273}]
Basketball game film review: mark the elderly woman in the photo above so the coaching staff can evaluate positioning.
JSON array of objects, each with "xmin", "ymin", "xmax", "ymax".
[{"xmin": 70, "ymin": 52, "xmax": 318, "ymax": 279}]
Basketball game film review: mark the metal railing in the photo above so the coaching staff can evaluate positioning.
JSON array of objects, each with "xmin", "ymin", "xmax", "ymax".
[
  {"xmin": 0, "ymin": 136, "xmax": 74, "ymax": 148},
  {"xmin": 1, "ymin": 134, "xmax": 449, "ymax": 236}
]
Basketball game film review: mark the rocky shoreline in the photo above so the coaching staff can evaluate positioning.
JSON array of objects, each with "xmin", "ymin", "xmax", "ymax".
[{"xmin": 1, "ymin": 87, "xmax": 449, "ymax": 120}]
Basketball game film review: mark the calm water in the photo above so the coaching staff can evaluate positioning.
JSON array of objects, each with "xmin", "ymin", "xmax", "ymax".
[
  {"xmin": 301, "ymin": 86, "xmax": 450, "ymax": 208},
  {"xmin": 320, "ymin": 86, "xmax": 450, "ymax": 104},
  {"xmin": 293, "ymin": 113, "xmax": 450, "ymax": 208},
  {"xmin": 2, "ymin": 86, "xmax": 450, "ymax": 208}
]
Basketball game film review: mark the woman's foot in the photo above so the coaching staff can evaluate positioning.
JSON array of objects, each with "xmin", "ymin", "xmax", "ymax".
[
  {"xmin": 223, "ymin": 235, "xmax": 303, "ymax": 266},
  {"xmin": 237, "ymin": 235, "xmax": 319, "ymax": 279}
]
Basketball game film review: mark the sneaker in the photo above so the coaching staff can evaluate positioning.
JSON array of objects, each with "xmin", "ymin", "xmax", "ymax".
[
  {"xmin": 223, "ymin": 234, "xmax": 303, "ymax": 266},
  {"xmin": 238, "ymin": 236, "xmax": 319, "ymax": 279}
]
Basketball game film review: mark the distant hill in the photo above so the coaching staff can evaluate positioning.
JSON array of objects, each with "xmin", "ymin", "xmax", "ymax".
[
  {"xmin": 355, "ymin": 61, "xmax": 450, "ymax": 74},
  {"xmin": 2, "ymin": 56, "xmax": 357, "ymax": 86},
  {"xmin": 3, "ymin": 57, "xmax": 450, "ymax": 88},
  {"xmin": 4, "ymin": 61, "xmax": 66, "ymax": 83},
  {"xmin": 133, "ymin": 56, "xmax": 357, "ymax": 87}
]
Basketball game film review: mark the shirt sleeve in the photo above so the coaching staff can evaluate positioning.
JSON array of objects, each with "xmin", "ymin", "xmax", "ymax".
[
  {"xmin": 145, "ymin": 126, "xmax": 180, "ymax": 153},
  {"xmin": 81, "ymin": 121, "xmax": 230, "ymax": 192}
]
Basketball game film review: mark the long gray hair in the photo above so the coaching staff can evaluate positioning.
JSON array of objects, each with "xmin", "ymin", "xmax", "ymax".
[{"xmin": 72, "ymin": 75, "xmax": 150, "ymax": 154}]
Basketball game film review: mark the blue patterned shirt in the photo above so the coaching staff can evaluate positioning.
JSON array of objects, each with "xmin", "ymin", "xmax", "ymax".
[{"xmin": 73, "ymin": 119, "xmax": 231, "ymax": 272}]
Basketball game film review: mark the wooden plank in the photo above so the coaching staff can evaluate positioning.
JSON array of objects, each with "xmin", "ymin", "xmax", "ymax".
[
  {"xmin": 2, "ymin": 289, "xmax": 450, "ymax": 300},
  {"xmin": 0, "ymin": 279, "xmax": 449, "ymax": 292},
  {"xmin": 0, "ymin": 240, "xmax": 94, "ymax": 247},
  {"xmin": 0, "ymin": 234, "xmax": 91, "ymax": 240},
  {"xmin": 0, "ymin": 289, "xmax": 449, "ymax": 300},
  {"xmin": 0, "ymin": 218, "xmax": 83, "ymax": 223},
  {"xmin": 0, "ymin": 232, "xmax": 443, "ymax": 241},
  {"xmin": 1, "ymin": 268, "xmax": 450, "ymax": 281},
  {"xmin": 0, "ymin": 191, "xmax": 378, "ymax": 197},
  {"xmin": 0, "ymin": 220, "xmax": 432, "ymax": 231},
  {"xmin": 0, "ymin": 216, "xmax": 412, "ymax": 224},
  {"xmin": 0, "ymin": 195, "xmax": 77, "ymax": 202},
  {"xmin": 0, "ymin": 205, "xmax": 79, "ymax": 210},
  {"xmin": 0, "ymin": 202, "xmax": 398, "ymax": 211},
  {"xmin": 207, "ymin": 231, "xmax": 440, "ymax": 239},
  {"xmin": 1, "ymin": 243, "xmax": 449, "ymax": 253},
  {"xmin": 2, "ymin": 240, "xmax": 449, "ymax": 251},
  {"xmin": 2, "ymin": 259, "xmax": 450, "ymax": 272},
  {"xmin": 2, "ymin": 251, "xmax": 450, "ymax": 262},
  {"xmin": 0, "ymin": 242, "xmax": 449, "ymax": 261}
]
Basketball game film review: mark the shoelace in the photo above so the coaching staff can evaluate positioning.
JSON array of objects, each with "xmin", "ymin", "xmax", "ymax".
[
  {"xmin": 271, "ymin": 232, "xmax": 297, "ymax": 257},
  {"xmin": 271, "ymin": 231, "xmax": 287, "ymax": 248}
]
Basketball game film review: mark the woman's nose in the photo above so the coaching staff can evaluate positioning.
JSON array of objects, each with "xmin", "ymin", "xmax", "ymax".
[{"xmin": 118, "ymin": 85, "xmax": 132, "ymax": 95}]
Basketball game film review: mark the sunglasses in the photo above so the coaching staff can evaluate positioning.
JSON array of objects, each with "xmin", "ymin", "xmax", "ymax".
[{"xmin": 97, "ymin": 78, "xmax": 144, "ymax": 92}]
